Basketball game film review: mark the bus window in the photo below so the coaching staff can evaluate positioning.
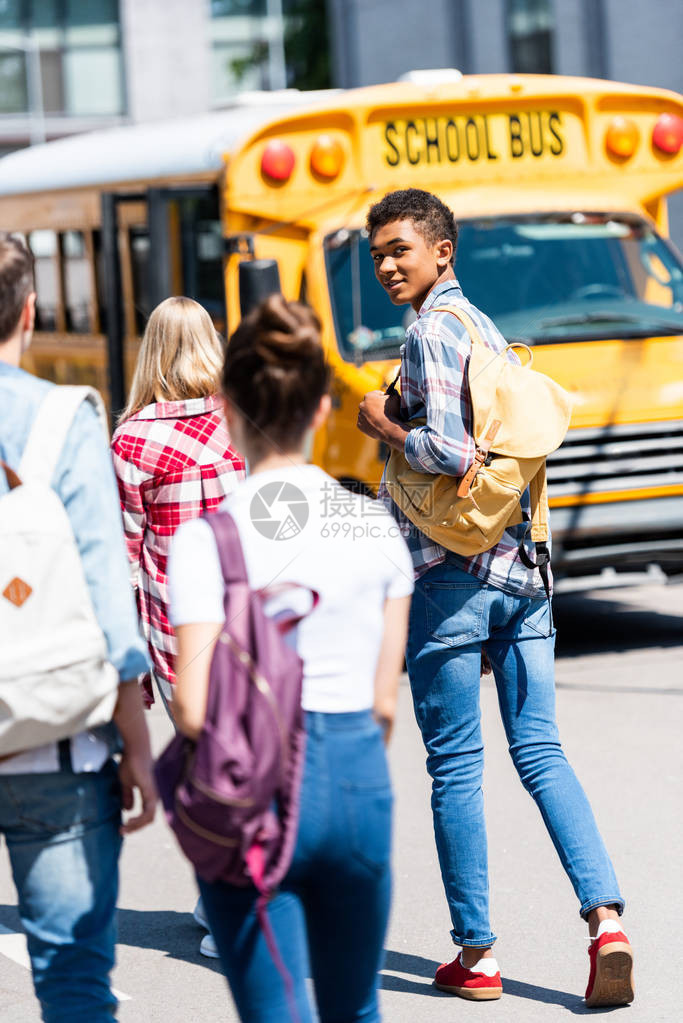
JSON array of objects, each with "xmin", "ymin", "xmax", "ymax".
[
  {"xmin": 324, "ymin": 215, "xmax": 683, "ymax": 360},
  {"xmin": 177, "ymin": 194, "xmax": 225, "ymax": 334},
  {"xmin": 29, "ymin": 230, "xmax": 59, "ymax": 331},
  {"xmin": 92, "ymin": 229, "xmax": 109, "ymax": 334},
  {"xmin": 324, "ymin": 229, "xmax": 410, "ymax": 362},
  {"xmin": 129, "ymin": 227, "xmax": 152, "ymax": 334},
  {"xmin": 62, "ymin": 230, "xmax": 93, "ymax": 333},
  {"xmin": 455, "ymin": 214, "xmax": 683, "ymax": 342}
]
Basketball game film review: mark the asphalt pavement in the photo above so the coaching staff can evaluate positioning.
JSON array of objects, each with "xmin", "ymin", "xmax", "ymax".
[{"xmin": 1, "ymin": 580, "xmax": 682, "ymax": 1022}]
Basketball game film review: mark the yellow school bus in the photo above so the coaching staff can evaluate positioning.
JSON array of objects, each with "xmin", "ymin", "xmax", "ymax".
[
  {"xmin": 223, "ymin": 74, "xmax": 683, "ymax": 581},
  {"xmin": 1, "ymin": 75, "xmax": 682, "ymax": 580},
  {"xmin": 0, "ymin": 92, "xmax": 331, "ymax": 402}
]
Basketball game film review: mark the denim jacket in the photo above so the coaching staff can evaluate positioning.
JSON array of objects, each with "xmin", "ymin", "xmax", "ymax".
[{"xmin": 0, "ymin": 362, "xmax": 150, "ymax": 772}]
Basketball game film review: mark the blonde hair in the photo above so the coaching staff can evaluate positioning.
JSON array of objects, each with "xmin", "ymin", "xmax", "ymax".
[{"xmin": 120, "ymin": 296, "xmax": 223, "ymax": 422}]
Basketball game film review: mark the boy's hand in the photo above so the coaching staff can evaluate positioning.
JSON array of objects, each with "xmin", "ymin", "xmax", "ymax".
[
  {"xmin": 113, "ymin": 679, "xmax": 158, "ymax": 835},
  {"xmin": 358, "ymin": 390, "xmax": 402, "ymax": 438},
  {"xmin": 119, "ymin": 750, "xmax": 157, "ymax": 835}
]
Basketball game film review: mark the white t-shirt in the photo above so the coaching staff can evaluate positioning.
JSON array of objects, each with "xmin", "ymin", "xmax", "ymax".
[{"xmin": 168, "ymin": 465, "xmax": 413, "ymax": 713}]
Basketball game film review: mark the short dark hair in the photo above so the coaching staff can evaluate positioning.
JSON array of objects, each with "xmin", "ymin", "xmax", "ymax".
[
  {"xmin": 0, "ymin": 234, "xmax": 34, "ymax": 342},
  {"xmin": 222, "ymin": 294, "xmax": 330, "ymax": 455},
  {"xmin": 366, "ymin": 188, "xmax": 458, "ymax": 264}
]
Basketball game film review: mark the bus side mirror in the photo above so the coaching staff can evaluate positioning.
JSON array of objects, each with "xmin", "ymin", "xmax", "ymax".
[{"xmin": 238, "ymin": 259, "xmax": 281, "ymax": 317}]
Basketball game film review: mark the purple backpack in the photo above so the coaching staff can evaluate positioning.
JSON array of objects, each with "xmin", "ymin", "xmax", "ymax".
[{"xmin": 155, "ymin": 510, "xmax": 314, "ymax": 899}]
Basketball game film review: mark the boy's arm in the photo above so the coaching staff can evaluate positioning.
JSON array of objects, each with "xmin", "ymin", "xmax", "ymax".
[
  {"xmin": 54, "ymin": 401, "xmax": 156, "ymax": 831},
  {"xmin": 402, "ymin": 326, "xmax": 475, "ymax": 477},
  {"xmin": 52, "ymin": 401, "xmax": 150, "ymax": 681},
  {"xmin": 358, "ymin": 325, "xmax": 475, "ymax": 477}
]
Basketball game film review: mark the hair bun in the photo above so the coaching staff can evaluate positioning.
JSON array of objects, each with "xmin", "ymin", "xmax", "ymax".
[
  {"xmin": 252, "ymin": 295, "xmax": 322, "ymax": 366},
  {"xmin": 223, "ymin": 294, "xmax": 329, "ymax": 452}
]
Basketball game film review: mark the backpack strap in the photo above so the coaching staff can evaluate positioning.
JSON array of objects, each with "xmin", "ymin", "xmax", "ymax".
[
  {"xmin": 518, "ymin": 462, "xmax": 552, "ymax": 628},
  {"xmin": 206, "ymin": 511, "xmax": 319, "ymax": 632},
  {"xmin": 385, "ymin": 368, "xmax": 401, "ymax": 396},
  {"xmin": 431, "ymin": 304, "xmax": 486, "ymax": 345},
  {"xmin": 203, "ymin": 509, "xmax": 249, "ymax": 586},
  {"xmin": 529, "ymin": 462, "xmax": 549, "ymax": 544},
  {"xmin": 430, "ymin": 305, "xmax": 504, "ymax": 494},
  {"xmin": 18, "ymin": 386, "xmax": 108, "ymax": 484}
]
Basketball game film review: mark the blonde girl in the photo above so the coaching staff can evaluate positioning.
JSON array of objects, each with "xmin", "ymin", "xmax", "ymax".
[{"xmin": 111, "ymin": 296, "xmax": 245, "ymax": 710}]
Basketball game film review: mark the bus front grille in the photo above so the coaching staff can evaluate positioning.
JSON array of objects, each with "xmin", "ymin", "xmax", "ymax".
[{"xmin": 546, "ymin": 419, "xmax": 683, "ymax": 499}]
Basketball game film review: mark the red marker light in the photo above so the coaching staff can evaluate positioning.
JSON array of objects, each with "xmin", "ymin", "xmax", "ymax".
[
  {"xmin": 605, "ymin": 117, "xmax": 639, "ymax": 159},
  {"xmin": 310, "ymin": 135, "xmax": 345, "ymax": 180},
  {"xmin": 261, "ymin": 140, "xmax": 295, "ymax": 182},
  {"xmin": 652, "ymin": 113, "xmax": 683, "ymax": 155}
]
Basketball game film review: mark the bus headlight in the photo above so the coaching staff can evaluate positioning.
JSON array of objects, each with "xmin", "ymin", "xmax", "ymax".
[
  {"xmin": 310, "ymin": 136, "xmax": 345, "ymax": 180},
  {"xmin": 652, "ymin": 113, "xmax": 683, "ymax": 155},
  {"xmin": 261, "ymin": 140, "xmax": 296, "ymax": 182},
  {"xmin": 605, "ymin": 117, "xmax": 639, "ymax": 159}
]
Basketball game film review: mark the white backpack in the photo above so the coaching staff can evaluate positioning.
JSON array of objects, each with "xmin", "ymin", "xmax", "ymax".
[{"xmin": 0, "ymin": 386, "xmax": 119, "ymax": 757}]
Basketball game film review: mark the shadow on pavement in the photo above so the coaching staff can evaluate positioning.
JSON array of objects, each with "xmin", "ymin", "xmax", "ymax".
[
  {"xmin": 0, "ymin": 904, "xmax": 222, "ymax": 973},
  {"xmin": 381, "ymin": 949, "xmax": 447, "ymax": 997},
  {"xmin": 501, "ymin": 977, "xmax": 627, "ymax": 1014},
  {"xmin": 116, "ymin": 908, "xmax": 223, "ymax": 972},
  {"xmin": 554, "ymin": 591, "xmax": 683, "ymax": 659}
]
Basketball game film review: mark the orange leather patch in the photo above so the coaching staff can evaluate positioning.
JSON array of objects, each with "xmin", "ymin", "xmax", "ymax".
[
  {"xmin": 2, "ymin": 577, "xmax": 32, "ymax": 607},
  {"xmin": 485, "ymin": 419, "xmax": 502, "ymax": 444}
]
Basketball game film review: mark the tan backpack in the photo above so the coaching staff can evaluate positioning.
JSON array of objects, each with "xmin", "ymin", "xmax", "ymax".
[{"xmin": 384, "ymin": 305, "xmax": 573, "ymax": 578}]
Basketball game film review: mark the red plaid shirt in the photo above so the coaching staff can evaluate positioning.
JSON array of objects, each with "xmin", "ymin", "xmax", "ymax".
[{"xmin": 111, "ymin": 395, "xmax": 245, "ymax": 697}]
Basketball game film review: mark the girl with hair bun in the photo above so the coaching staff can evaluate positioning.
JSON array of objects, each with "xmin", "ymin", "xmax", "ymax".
[{"xmin": 168, "ymin": 294, "xmax": 413, "ymax": 1021}]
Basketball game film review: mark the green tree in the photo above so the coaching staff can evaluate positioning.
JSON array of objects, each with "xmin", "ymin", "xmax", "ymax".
[
  {"xmin": 283, "ymin": 0, "xmax": 331, "ymax": 91},
  {"xmin": 229, "ymin": 0, "xmax": 331, "ymax": 91}
]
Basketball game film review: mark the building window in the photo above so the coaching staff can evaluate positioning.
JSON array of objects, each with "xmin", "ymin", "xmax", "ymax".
[
  {"xmin": 0, "ymin": 0, "xmax": 124, "ymax": 117},
  {"xmin": 210, "ymin": 0, "xmax": 273, "ymax": 101},
  {"xmin": 210, "ymin": 0, "xmax": 331, "ymax": 102},
  {"xmin": 507, "ymin": 0, "xmax": 554, "ymax": 75}
]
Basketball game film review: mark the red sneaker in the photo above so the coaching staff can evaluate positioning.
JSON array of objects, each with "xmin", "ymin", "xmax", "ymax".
[
  {"xmin": 585, "ymin": 929, "xmax": 634, "ymax": 1008},
  {"xmin": 434, "ymin": 952, "xmax": 502, "ymax": 1001}
]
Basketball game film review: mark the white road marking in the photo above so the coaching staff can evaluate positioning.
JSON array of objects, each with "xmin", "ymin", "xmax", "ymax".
[{"xmin": 0, "ymin": 924, "xmax": 131, "ymax": 1001}]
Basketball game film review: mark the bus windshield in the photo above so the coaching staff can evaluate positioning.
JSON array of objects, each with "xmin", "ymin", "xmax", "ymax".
[{"xmin": 324, "ymin": 213, "xmax": 683, "ymax": 360}]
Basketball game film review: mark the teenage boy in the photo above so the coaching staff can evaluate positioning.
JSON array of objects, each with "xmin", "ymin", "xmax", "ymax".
[
  {"xmin": 0, "ymin": 234, "xmax": 157, "ymax": 1021},
  {"xmin": 357, "ymin": 189, "xmax": 633, "ymax": 1007}
]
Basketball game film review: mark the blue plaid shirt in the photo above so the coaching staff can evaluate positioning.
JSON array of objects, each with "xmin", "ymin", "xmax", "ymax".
[{"xmin": 378, "ymin": 279, "xmax": 547, "ymax": 597}]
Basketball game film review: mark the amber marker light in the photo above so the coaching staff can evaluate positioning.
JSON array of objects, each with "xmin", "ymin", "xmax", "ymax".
[
  {"xmin": 261, "ymin": 140, "xmax": 296, "ymax": 182},
  {"xmin": 652, "ymin": 113, "xmax": 683, "ymax": 155},
  {"xmin": 605, "ymin": 116, "xmax": 639, "ymax": 158},
  {"xmin": 310, "ymin": 135, "xmax": 344, "ymax": 180}
]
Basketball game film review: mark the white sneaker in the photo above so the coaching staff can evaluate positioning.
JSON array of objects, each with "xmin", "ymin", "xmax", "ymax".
[
  {"xmin": 200, "ymin": 932, "xmax": 220, "ymax": 959},
  {"xmin": 193, "ymin": 898, "xmax": 210, "ymax": 930}
]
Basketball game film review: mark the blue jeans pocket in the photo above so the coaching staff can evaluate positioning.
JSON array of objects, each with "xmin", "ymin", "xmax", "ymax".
[
  {"xmin": 424, "ymin": 580, "xmax": 488, "ymax": 648},
  {"xmin": 0, "ymin": 762, "xmax": 120, "ymax": 838},
  {"xmin": 341, "ymin": 779, "xmax": 393, "ymax": 877},
  {"xmin": 518, "ymin": 596, "xmax": 555, "ymax": 639}
]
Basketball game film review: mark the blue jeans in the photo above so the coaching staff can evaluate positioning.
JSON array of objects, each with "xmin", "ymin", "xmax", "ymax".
[
  {"xmin": 406, "ymin": 561, "xmax": 623, "ymax": 948},
  {"xmin": 198, "ymin": 710, "xmax": 392, "ymax": 1023},
  {"xmin": 0, "ymin": 760, "xmax": 122, "ymax": 1021}
]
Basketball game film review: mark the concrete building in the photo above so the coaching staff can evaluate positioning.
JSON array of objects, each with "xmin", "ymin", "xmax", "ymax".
[
  {"xmin": 0, "ymin": 0, "xmax": 287, "ymax": 153},
  {"xmin": 327, "ymin": 0, "xmax": 682, "ymax": 94},
  {"xmin": 1, "ymin": 1, "xmax": 680, "ymax": 240}
]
